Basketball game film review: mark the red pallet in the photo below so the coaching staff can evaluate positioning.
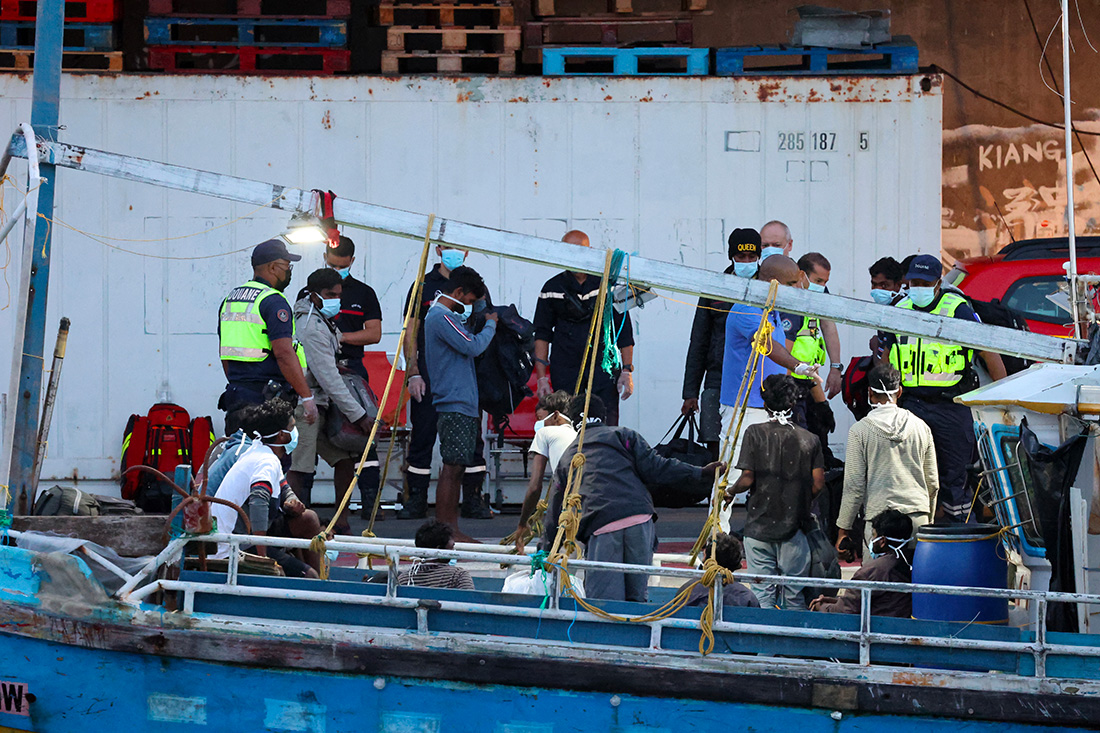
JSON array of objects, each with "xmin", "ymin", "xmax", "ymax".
[
  {"xmin": 147, "ymin": 44, "xmax": 349, "ymax": 74},
  {"xmin": 147, "ymin": 0, "xmax": 350, "ymax": 17},
  {"xmin": 0, "ymin": 0, "xmax": 120, "ymax": 22}
]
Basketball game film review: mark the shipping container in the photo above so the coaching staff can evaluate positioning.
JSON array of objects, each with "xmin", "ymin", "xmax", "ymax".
[{"xmin": 0, "ymin": 74, "xmax": 942, "ymax": 490}]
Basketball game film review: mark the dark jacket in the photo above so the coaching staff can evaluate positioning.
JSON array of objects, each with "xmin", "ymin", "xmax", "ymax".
[
  {"xmin": 818, "ymin": 553, "xmax": 912, "ymax": 618},
  {"xmin": 679, "ymin": 578, "xmax": 761, "ymax": 609},
  {"xmin": 682, "ymin": 264, "xmax": 734, "ymax": 399},
  {"xmin": 544, "ymin": 423, "xmax": 703, "ymax": 545}
]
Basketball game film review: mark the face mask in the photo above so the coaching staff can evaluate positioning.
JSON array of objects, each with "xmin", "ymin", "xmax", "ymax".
[
  {"xmin": 908, "ymin": 286, "xmax": 937, "ymax": 308},
  {"xmin": 533, "ymin": 418, "xmax": 546, "ymax": 432},
  {"xmin": 283, "ymin": 426, "xmax": 299, "ymax": 454},
  {"xmin": 440, "ymin": 249, "xmax": 465, "ymax": 271},
  {"xmin": 331, "ymin": 266, "xmax": 351, "ymax": 279},
  {"xmin": 733, "ymin": 261, "xmax": 759, "ymax": 279},
  {"xmin": 870, "ymin": 288, "xmax": 895, "ymax": 305},
  {"xmin": 761, "ymin": 246, "xmax": 784, "ymax": 260},
  {"xmin": 320, "ymin": 298, "xmax": 341, "ymax": 319},
  {"xmin": 435, "ymin": 293, "xmax": 472, "ymax": 323},
  {"xmin": 807, "ymin": 282, "xmax": 826, "ymax": 294},
  {"xmin": 275, "ymin": 266, "xmax": 292, "ymax": 292},
  {"xmin": 868, "ymin": 384, "xmax": 900, "ymax": 409}
]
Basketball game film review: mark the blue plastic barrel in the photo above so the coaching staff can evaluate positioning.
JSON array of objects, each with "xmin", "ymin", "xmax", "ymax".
[{"xmin": 912, "ymin": 523, "xmax": 1008, "ymax": 624}]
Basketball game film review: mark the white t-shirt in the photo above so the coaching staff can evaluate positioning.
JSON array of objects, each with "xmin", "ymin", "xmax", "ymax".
[
  {"xmin": 211, "ymin": 441, "xmax": 283, "ymax": 559},
  {"xmin": 529, "ymin": 423, "xmax": 578, "ymax": 473}
]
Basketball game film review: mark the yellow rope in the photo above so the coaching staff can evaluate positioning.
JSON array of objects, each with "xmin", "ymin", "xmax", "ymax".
[{"xmin": 311, "ymin": 213, "xmax": 436, "ymax": 578}]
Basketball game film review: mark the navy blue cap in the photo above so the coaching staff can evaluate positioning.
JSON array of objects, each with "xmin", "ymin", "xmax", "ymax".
[
  {"xmin": 252, "ymin": 238, "xmax": 302, "ymax": 267},
  {"xmin": 905, "ymin": 254, "xmax": 942, "ymax": 282}
]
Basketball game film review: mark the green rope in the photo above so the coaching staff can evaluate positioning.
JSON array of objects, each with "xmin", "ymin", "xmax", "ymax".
[
  {"xmin": 599, "ymin": 249, "xmax": 628, "ymax": 377},
  {"xmin": 528, "ymin": 549, "xmax": 548, "ymax": 576},
  {"xmin": 0, "ymin": 508, "xmax": 12, "ymax": 544}
]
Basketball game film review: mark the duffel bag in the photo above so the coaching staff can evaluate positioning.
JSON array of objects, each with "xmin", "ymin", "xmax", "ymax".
[{"xmin": 647, "ymin": 414, "xmax": 714, "ymax": 508}]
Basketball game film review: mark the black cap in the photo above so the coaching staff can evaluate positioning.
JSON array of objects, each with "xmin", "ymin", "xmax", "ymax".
[
  {"xmin": 905, "ymin": 254, "xmax": 942, "ymax": 281},
  {"xmin": 252, "ymin": 238, "xmax": 303, "ymax": 267},
  {"xmin": 727, "ymin": 228, "xmax": 761, "ymax": 260}
]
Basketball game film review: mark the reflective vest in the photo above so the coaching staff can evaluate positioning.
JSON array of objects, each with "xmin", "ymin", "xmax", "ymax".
[
  {"xmin": 889, "ymin": 292, "xmax": 973, "ymax": 389},
  {"xmin": 790, "ymin": 315, "xmax": 827, "ymax": 381},
  {"xmin": 218, "ymin": 280, "xmax": 307, "ymax": 371}
]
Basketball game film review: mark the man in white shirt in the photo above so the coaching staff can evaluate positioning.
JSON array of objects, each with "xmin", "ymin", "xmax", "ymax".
[
  {"xmin": 514, "ymin": 390, "xmax": 577, "ymax": 553},
  {"xmin": 212, "ymin": 398, "xmax": 322, "ymax": 578}
]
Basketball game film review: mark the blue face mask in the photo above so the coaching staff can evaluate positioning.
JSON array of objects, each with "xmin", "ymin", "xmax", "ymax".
[
  {"xmin": 908, "ymin": 286, "xmax": 937, "ymax": 308},
  {"xmin": 440, "ymin": 249, "xmax": 465, "ymax": 271},
  {"xmin": 331, "ymin": 266, "xmax": 351, "ymax": 279},
  {"xmin": 320, "ymin": 298, "xmax": 341, "ymax": 319},
  {"xmin": 733, "ymin": 261, "xmax": 759, "ymax": 279},
  {"xmin": 806, "ymin": 281, "xmax": 826, "ymax": 294},
  {"xmin": 436, "ymin": 293, "xmax": 472, "ymax": 323},
  {"xmin": 761, "ymin": 246, "xmax": 784, "ymax": 260},
  {"xmin": 870, "ymin": 288, "xmax": 896, "ymax": 305}
]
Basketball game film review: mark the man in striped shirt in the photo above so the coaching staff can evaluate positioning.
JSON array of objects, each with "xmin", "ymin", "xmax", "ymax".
[{"xmin": 397, "ymin": 520, "xmax": 475, "ymax": 590}]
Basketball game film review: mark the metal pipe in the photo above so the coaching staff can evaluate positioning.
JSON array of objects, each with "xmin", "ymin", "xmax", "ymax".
[
  {"xmin": 30, "ymin": 317, "xmax": 69, "ymax": 502},
  {"xmin": 115, "ymin": 536, "xmax": 189, "ymax": 600},
  {"xmin": 1062, "ymin": 0, "xmax": 1082, "ymax": 339}
]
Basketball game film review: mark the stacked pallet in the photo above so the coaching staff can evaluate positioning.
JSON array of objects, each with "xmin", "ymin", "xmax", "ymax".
[
  {"xmin": 378, "ymin": 0, "xmax": 519, "ymax": 75},
  {"xmin": 145, "ymin": 0, "xmax": 351, "ymax": 75},
  {"xmin": 526, "ymin": 0, "xmax": 709, "ymax": 75},
  {"xmin": 0, "ymin": 0, "xmax": 122, "ymax": 72}
]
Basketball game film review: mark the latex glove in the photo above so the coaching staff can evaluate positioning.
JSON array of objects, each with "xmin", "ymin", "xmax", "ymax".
[
  {"xmin": 283, "ymin": 497, "xmax": 306, "ymax": 518},
  {"xmin": 681, "ymin": 397, "xmax": 698, "ymax": 416},
  {"xmin": 825, "ymin": 368, "xmax": 843, "ymax": 399},
  {"xmin": 302, "ymin": 398, "xmax": 319, "ymax": 425},
  {"xmin": 617, "ymin": 371, "xmax": 634, "ymax": 400},
  {"xmin": 793, "ymin": 362, "xmax": 821, "ymax": 384},
  {"xmin": 408, "ymin": 375, "xmax": 426, "ymax": 402},
  {"xmin": 535, "ymin": 376, "xmax": 553, "ymax": 399}
]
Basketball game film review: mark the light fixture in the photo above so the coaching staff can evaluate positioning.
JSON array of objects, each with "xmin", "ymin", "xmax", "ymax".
[{"xmin": 282, "ymin": 212, "xmax": 327, "ymax": 245}]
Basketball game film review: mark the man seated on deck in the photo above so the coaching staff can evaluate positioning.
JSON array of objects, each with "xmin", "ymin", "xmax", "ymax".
[
  {"xmin": 810, "ymin": 509, "xmax": 914, "ymax": 618},
  {"xmin": 543, "ymin": 395, "xmax": 726, "ymax": 603},
  {"xmin": 397, "ymin": 519, "xmax": 475, "ymax": 590},
  {"xmin": 210, "ymin": 397, "xmax": 322, "ymax": 578},
  {"xmin": 676, "ymin": 532, "xmax": 760, "ymax": 610}
]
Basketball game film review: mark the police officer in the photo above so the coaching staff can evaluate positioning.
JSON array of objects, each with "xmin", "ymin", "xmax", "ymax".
[
  {"xmin": 533, "ymin": 230, "xmax": 634, "ymax": 426},
  {"xmin": 681, "ymin": 228, "xmax": 761, "ymax": 459},
  {"xmin": 218, "ymin": 239, "xmax": 318, "ymax": 434},
  {"xmin": 884, "ymin": 254, "xmax": 1007, "ymax": 522},
  {"xmin": 400, "ymin": 246, "xmax": 492, "ymax": 520},
  {"xmin": 323, "ymin": 235, "xmax": 383, "ymax": 384}
]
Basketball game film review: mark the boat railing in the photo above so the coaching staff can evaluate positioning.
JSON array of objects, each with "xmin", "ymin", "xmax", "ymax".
[{"xmin": 79, "ymin": 529, "xmax": 1100, "ymax": 684}]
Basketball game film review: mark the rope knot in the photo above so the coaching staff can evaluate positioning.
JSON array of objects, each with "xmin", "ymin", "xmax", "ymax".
[
  {"xmin": 309, "ymin": 533, "xmax": 330, "ymax": 580},
  {"xmin": 570, "ymin": 453, "xmax": 586, "ymax": 469}
]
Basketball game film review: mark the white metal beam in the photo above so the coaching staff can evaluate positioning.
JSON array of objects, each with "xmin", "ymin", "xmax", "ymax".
[{"xmin": 12, "ymin": 135, "xmax": 1079, "ymax": 363}]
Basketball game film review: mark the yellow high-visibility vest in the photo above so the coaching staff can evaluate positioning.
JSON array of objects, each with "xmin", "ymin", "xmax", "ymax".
[{"xmin": 218, "ymin": 280, "xmax": 306, "ymax": 370}]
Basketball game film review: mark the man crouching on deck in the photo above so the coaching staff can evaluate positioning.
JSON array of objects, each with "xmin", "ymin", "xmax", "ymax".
[{"xmin": 544, "ymin": 395, "xmax": 725, "ymax": 602}]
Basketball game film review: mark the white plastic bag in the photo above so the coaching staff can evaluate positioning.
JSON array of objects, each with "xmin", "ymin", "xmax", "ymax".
[{"xmin": 502, "ymin": 569, "xmax": 585, "ymax": 598}]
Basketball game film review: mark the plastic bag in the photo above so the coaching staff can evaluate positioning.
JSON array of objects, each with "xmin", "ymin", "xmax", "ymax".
[{"xmin": 502, "ymin": 569, "xmax": 585, "ymax": 598}]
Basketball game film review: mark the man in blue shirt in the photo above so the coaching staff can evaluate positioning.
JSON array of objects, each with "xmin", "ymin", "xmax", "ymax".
[
  {"xmin": 424, "ymin": 266, "xmax": 498, "ymax": 542},
  {"xmin": 719, "ymin": 255, "xmax": 819, "ymax": 528}
]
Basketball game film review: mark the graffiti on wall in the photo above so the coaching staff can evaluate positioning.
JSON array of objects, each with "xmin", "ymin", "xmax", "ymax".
[{"xmin": 941, "ymin": 117, "xmax": 1100, "ymax": 264}]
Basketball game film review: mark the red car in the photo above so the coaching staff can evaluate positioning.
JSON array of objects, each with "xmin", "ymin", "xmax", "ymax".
[{"xmin": 945, "ymin": 237, "xmax": 1100, "ymax": 337}]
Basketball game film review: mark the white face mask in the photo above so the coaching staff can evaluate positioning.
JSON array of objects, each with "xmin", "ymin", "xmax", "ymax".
[
  {"xmin": 434, "ymin": 293, "xmax": 472, "ymax": 323},
  {"xmin": 868, "ymin": 384, "xmax": 900, "ymax": 408}
]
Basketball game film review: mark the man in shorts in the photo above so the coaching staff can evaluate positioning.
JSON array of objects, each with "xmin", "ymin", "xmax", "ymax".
[{"xmin": 423, "ymin": 266, "xmax": 498, "ymax": 542}]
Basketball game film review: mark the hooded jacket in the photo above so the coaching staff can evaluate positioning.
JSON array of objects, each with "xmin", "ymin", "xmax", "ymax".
[
  {"xmin": 293, "ymin": 296, "xmax": 367, "ymax": 423},
  {"xmin": 839, "ymin": 403, "xmax": 939, "ymax": 530}
]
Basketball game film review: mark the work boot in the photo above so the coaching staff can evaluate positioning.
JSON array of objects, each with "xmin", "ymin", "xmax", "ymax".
[
  {"xmin": 460, "ymin": 472, "xmax": 493, "ymax": 519},
  {"xmin": 359, "ymin": 464, "xmax": 383, "ymax": 522},
  {"xmin": 397, "ymin": 471, "xmax": 429, "ymax": 520}
]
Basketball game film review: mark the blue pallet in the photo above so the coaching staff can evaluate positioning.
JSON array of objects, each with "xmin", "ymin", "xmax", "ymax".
[
  {"xmin": 543, "ymin": 46, "xmax": 709, "ymax": 76},
  {"xmin": 0, "ymin": 21, "xmax": 116, "ymax": 51},
  {"xmin": 715, "ymin": 36, "xmax": 918, "ymax": 76},
  {"xmin": 143, "ymin": 16, "xmax": 347, "ymax": 47}
]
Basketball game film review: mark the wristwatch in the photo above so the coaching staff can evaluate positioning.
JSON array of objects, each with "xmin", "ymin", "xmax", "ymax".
[
  {"xmin": 622, "ymin": 364, "xmax": 634, "ymax": 373},
  {"xmin": 830, "ymin": 363, "xmax": 843, "ymax": 371}
]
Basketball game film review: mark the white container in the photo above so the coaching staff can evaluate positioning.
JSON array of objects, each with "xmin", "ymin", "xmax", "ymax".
[{"xmin": 0, "ymin": 74, "xmax": 942, "ymax": 484}]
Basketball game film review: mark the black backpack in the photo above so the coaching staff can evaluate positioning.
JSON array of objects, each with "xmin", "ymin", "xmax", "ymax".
[
  {"xmin": 476, "ymin": 304, "xmax": 535, "ymax": 426},
  {"xmin": 647, "ymin": 415, "xmax": 715, "ymax": 508},
  {"xmin": 968, "ymin": 298, "xmax": 1032, "ymax": 376}
]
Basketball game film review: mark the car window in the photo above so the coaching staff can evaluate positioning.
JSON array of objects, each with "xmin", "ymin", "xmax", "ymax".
[
  {"xmin": 944, "ymin": 266, "xmax": 966, "ymax": 289},
  {"xmin": 1001, "ymin": 276, "xmax": 1071, "ymax": 324}
]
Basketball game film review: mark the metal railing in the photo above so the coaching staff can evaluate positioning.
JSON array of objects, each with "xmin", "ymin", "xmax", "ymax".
[{"xmin": 101, "ymin": 530, "xmax": 1100, "ymax": 684}]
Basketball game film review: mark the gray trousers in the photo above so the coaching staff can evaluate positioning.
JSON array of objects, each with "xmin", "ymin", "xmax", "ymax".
[
  {"xmin": 744, "ymin": 531, "xmax": 811, "ymax": 610},
  {"xmin": 583, "ymin": 519, "xmax": 656, "ymax": 602}
]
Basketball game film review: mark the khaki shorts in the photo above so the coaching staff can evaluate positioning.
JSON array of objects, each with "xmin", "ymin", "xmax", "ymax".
[{"xmin": 289, "ymin": 404, "xmax": 359, "ymax": 473}]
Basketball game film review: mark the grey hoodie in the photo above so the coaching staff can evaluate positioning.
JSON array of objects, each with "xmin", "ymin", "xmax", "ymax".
[
  {"xmin": 293, "ymin": 296, "xmax": 367, "ymax": 423},
  {"xmin": 839, "ymin": 404, "xmax": 939, "ymax": 531}
]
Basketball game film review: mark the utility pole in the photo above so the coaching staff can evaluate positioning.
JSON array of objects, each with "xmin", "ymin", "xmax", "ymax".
[{"xmin": 3, "ymin": 0, "xmax": 64, "ymax": 513}]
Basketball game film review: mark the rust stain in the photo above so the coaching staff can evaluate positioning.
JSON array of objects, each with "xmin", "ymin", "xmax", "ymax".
[
  {"xmin": 830, "ymin": 82, "xmax": 842, "ymax": 93},
  {"xmin": 321, "ymin": 110, "xmax": 332, "ymax": 130},
  {"xmin": 604, "ymin": 95, "xmax": 613, "ymax": 101},
  {"xmin": 807, "ymin": 88, "xmax": 822, "ymax": 103},
  {"xmin": 543, "ymin": 80, "xmax": 552, "ymax": 87},
  {"xmin": 756, "ymin": 81, "xmax": 781, "ymax": 102},
  {"xmin": 891, "ymin": 671, "xmax": 948, "ymax": 687},
  {"xmin": 507, "ymin": 96, "xmax": 529, "ymax": 103},
  {"xmin": 639, "ymin": 95, "xmax": 652, "ymax": 103},
  {"xmin": 457, "ymin": 91, "xmax": 473, "ymax": 103}
]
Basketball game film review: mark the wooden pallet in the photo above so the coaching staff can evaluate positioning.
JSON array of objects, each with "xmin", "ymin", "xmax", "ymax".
[
  {"xmin": 0, "ymin": 0, "xmax": 120, "ymax": 22},
  {"xmin": 381, "ymin": 50, "xmax": 515, "ymax": 74},
  {"xmin": 535, "ymin": 0, "xmax": 704, "ymax": 17},
  {"xmin": 521, "ymin": 15, "xmax": 692, "ymax": 64},
  {"xmin": 0, "ymin": 21, "xmax": 117, "ymax": 51},
  {"xmin": 714, "ymin": 36, "xmax": 918, "ymax": 76},
  {"xmin": 144, "ymin": 17, "xmax": 347, "ymax": 47},
  {"xmin": 386, "ymin": 25, "xmax": 520, "ymax": 53},
  {"xmin": 147, "ymin": 44, "xmax": 349, "ymax": 73},
  {"xmin": 0, "ymin": 48, "xmax": 121, "ymax": 71},
  {"xmin": 147, "ymin": 0, "xmax": 351, "ymax": 17},
  {"xmin": 376, "ymin": 3, "xmax": 514, "ymax": 28}
]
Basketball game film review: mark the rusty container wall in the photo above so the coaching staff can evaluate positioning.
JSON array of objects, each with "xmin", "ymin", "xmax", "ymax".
[{"xmin": 0, "ymin": 74, "xmax": 941, "ymax": 486}]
